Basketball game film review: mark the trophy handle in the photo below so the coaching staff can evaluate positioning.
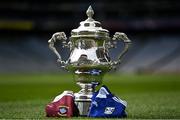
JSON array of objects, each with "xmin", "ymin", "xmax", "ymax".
[
  {"xmin": 48, "ymin": 32, "xmax": 68, "ymax": 66},
  {"xmin": 111, "ymin": 32, "xmax": 131, "ymax": 66}
]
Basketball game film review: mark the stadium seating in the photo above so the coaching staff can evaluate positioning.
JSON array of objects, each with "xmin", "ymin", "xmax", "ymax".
[
  {"xmin": 0, "ymin": 0, "xmax": 180, "ymax": 74},
  {"xmin": 0, "ymin": 35, "xmax": 180, "ymax": 74}
]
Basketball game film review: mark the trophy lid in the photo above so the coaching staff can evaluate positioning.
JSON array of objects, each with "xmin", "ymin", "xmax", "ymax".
[{"xmin": 71, "ymin": 6, "xmax": 109, "ymax": 39}]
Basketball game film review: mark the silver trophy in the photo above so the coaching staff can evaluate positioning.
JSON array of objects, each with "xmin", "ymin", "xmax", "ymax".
[{"xmin": 48, "ymin": 6, "xmax": 131, "ymax": 116}]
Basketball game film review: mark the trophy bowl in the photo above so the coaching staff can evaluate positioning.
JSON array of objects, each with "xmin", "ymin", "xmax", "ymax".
[{"xmin": 48, "ymin": 6, "xmax": 131, "ymax": 116}]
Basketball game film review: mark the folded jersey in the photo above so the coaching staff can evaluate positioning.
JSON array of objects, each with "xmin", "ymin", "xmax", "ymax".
[
  {"xmin": 88, "ymin": 85, "xmax": 127, "ymax": 118},
  {"xmin": 45, "ymin": 91, "xmax": 79, "ymax": 117}
]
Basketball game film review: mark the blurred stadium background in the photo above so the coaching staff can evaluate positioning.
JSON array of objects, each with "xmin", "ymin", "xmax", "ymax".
[
  {"xmin": 0, "ymin": 0, "xmax": 180, "ymax": 74},
  {"xmin": 0, "ymin": 0, "xmax": 180, "ymax": 119}
]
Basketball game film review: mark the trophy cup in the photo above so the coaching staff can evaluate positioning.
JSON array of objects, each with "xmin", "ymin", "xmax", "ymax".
[{"xmin": 48, "ymin": 6, "xmax": 131, "ymax": 116}]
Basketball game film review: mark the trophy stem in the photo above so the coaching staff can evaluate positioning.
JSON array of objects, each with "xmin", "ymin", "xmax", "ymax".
[{"xmin": 74, "ymin": 82, "xmax": 96, "ymax": 116}]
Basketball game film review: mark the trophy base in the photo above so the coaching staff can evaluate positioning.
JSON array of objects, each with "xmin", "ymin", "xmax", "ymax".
[
  {"xmin": 74, "ymin": 82, "xmax": 95, "ymax": 116},
  {"xmin": 75, "ymin": 98, "xmax": 91, "ymax": 116}
]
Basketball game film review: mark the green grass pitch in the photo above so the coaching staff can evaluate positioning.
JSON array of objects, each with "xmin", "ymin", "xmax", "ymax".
[{"xmin": 0, "ymin": 73, "xmax": 180, "ymax": 119}]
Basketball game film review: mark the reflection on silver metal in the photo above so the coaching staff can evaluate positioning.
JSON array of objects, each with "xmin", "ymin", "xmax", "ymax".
[{"xmin": 48, "ymin": 5, "xmax": 131, "ymax": 116}]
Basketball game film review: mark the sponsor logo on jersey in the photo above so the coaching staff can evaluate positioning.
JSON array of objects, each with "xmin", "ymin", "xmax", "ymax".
[{"xmin": 104, "ymin": 107, "xmax": 115, "ymax": 114}]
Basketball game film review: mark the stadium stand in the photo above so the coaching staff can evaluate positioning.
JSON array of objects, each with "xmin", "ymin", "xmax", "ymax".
[
  {"xmin": 0, "ymin": 35, "xmax": 180, "ymax": 73},
  {"xmin": 119, "ymin": 36, "xmax": 180, "ymax": 74},
  {"xmin": 0, "ymin": 0, "xmax": 180, "ymax": 73}
]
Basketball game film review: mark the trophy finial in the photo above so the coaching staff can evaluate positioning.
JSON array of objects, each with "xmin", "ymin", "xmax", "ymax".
[{"xmin": 86, "ymin": 5, "xmax": 94, "ymax": 19}]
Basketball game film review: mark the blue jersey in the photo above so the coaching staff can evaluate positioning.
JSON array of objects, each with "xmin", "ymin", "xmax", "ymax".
[{"xmin": 88, "ymin": 85, "xmax": 127, "ymax": 118}]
